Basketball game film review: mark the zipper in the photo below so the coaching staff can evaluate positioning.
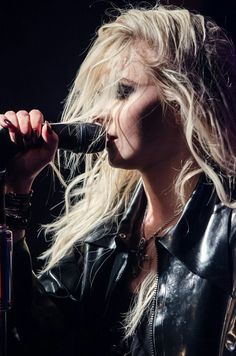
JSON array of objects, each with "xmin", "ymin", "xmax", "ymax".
[
  {"xmin": 219, "ymin": 295, "xmax": 236, "ymax": 355},
  {"xmin": 149, "ymin": 242, "xmax": 159, "ymax": 356}
]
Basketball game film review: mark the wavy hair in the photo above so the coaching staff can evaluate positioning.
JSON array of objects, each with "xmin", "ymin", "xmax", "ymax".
[{"xmin": 40, "ymin": 4, "xmax": 236, "ymax": 337}]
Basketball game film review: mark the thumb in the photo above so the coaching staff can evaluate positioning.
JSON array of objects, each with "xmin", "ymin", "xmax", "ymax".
[{"xmin": 41, "ymin": 121, "xmax": 59, "ymax": 152}]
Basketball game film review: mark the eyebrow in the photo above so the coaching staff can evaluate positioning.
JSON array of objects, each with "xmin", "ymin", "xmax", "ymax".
[
  {"xmin": 119, "ymin": 77, "xmax": 137, "ymax": 85},
  {"xmin": 119, "ymin": 77, "xmax": 150, "ymax": 88}
]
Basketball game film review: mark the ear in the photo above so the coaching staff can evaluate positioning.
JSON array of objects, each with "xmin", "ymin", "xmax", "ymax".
[
  {"xmin": 170, "ymin": 101, "xmax": 182, "ymax": 125},
  {"xmin": 171, "ymin": 101, "xmax": 180, "ymax": 112}
]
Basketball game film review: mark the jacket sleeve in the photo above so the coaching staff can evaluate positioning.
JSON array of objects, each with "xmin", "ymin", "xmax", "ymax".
[
  {"xmin": 223, "ymin": 210, "xmax": 236, "ymax": 355},
  {"xmin": 12, "ymin": 238, "xmax": 83, "ymax": 356}
]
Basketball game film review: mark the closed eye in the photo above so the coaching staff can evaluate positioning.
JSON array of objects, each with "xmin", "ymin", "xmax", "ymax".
[{"xmin": 116, "ymin": 83, "xmax": 135, "ymax": 100}]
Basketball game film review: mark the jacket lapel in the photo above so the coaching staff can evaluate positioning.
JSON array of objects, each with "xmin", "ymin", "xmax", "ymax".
[
  {"xmin": 85, "ymin": 176, "xmax": 233, "ymax": 295},
  {"xmin": 159, "ymin": 178, "xmax": 232, "ymax": 295}
]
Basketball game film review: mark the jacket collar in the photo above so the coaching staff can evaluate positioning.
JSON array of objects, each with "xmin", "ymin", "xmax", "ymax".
[
  {"xmin": 158, "ymin": 176, "xmax": 232, "ymax": 294},
  {"xmin": 84, "ymin": 180, "xmax": 146, "ymax": 248},
  {"xmin": 85, "ymin": 176, "xmax": 232, "ymax": 294}
]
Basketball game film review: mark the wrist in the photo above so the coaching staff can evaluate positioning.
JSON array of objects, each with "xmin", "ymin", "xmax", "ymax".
[
  {"xmin": 5, "ymin": 190, "xmax": 33, "ymax": 230},
  {"xmin": 6, "ymin": 180, "xmax": 34, "ymax": 195}
]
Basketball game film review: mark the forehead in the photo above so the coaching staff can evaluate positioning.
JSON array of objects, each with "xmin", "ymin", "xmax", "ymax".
[
  {"xmin": 120, "ymin": 59, "xmax": 150, "ymax": 85},
  {"xmin": 111, "ymin": 43, "xmax": 156, "ymax": 85}
]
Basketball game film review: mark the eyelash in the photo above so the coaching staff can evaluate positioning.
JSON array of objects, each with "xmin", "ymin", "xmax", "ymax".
[{"xmin": 116, "ymin": 83, "xmax": 135, "ymax": 100}]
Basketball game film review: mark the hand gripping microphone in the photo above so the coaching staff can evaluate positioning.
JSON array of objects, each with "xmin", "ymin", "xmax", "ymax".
[{"xmin": 0, "ymin": 122, "xmax": 106, "ymax": 170}]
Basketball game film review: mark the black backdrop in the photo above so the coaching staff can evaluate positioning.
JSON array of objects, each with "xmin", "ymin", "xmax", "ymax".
[{"xmin": 0, "ymin": 0, "xmax": 235, "ymax": 271}]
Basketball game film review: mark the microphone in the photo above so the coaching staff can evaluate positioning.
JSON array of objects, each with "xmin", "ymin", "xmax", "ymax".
[{"xmin": 0, "ymin": 122, "xmax": 106, "ymax": 170}]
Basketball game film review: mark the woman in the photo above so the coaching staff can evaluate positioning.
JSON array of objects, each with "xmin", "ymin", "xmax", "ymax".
[{"xmin": 1, "ymin": 4, "xmax": 236, "ymax": 356}]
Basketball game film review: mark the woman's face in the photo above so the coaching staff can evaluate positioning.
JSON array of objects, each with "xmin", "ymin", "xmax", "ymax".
[{"xmin": 105, "ymin": 55, "xmax": 187, "ymax": 172}]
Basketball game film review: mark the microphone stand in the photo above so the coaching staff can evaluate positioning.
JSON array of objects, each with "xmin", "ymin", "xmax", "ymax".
[{"xmin": 0, "ymin": 170, "xmax": 13, "ymax": 356}]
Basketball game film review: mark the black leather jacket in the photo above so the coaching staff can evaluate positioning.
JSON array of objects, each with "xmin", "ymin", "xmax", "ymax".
[{"xmin": 12, "ymin": 177, "xmax": 236, "ymax": 356}]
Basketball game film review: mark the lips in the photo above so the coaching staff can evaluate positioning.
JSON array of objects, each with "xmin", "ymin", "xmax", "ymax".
[{"xmin": 106, "ymin": 133, "xmax": 118, "ymax": 148}]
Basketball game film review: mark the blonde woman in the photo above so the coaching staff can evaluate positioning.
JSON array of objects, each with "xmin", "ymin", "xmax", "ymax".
[{"xmin": 1, "ymin": 4, "xmax": 236, "ymax": 356}]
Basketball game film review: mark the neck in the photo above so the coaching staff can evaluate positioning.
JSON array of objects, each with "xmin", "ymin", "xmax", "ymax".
[{"xmin": 140, "ymin": 158, "xmax": 200, "ymax": 237}]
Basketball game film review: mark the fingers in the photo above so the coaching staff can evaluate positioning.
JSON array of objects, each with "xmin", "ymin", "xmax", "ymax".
[
  {"xmin": 0, "ymin": 109, "xmax": 58, "ymax": 159},
  {"xmin": 16, "ymin": 111, "xmax": 31, "ymax": 136},
  {"xmin": 0, "ymin": 109, "xmax": 44, "ymax": 145},
  {"xmin": 41, "ymin": 121, "xmax": 58, "ymax": 152},
  {"xmin": 0, "ymin": 111, "xmax": 20, "ymax": 144},
  {"xmin": 29, "ymin": 109, "xmax": 44, "ymax": 140}
]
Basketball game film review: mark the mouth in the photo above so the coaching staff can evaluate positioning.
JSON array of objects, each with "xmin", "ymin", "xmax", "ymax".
[{"xmin": 106, "ymin": 133, "xmax": 118, "ymax": 148}]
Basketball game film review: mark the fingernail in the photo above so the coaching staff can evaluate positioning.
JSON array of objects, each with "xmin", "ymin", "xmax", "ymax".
[
  {"xmin": 23, "ymin": 134, "xmax": 32, "ymax": 148},
  {"xmin": 4, "ymin": 118, "xmax": 15, "ymax": 127},
  {"xmin": 45, "ymin": 121, "xmax": 53, "ymax": 135},
  {"xmin": 32, "ymin": 129, "xmax": 39, "ymax": 144},
  {"xmin": 32, "ymin": 128, "xmax": 39, "ymax": 137}
]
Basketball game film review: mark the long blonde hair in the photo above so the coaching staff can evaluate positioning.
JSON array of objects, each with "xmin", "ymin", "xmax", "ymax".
[{"xmin": 40, "ymin": 4, "xmax": 236, "ymax": 337}]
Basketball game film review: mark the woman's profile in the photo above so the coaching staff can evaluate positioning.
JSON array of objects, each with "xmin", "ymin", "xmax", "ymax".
[{"xmin": 1, "ymin": 4, "xmax": 236, "ymax": 355}]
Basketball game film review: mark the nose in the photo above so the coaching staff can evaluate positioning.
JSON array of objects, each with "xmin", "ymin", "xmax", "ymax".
[
  {"xmin": 93, "ymin": 114, "xmax": 114, "ymax": 131},
  {"xmin": 93, "ymin": 117, "xmax": 104, "ymax": 126}
]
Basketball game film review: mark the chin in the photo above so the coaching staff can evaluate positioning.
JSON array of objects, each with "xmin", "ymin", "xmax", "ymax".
[
  {"xmin": 107, "ymin": 147, "xmax": 142, "ymax": 170},
  {"xmin": 108, "ymin": 156, "xmax": 139, "ymax": 170}
]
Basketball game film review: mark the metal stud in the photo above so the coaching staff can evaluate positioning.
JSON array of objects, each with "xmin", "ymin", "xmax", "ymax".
[{"xmin": 118, "ymin": 233, "xmax": 127, "ymax": 240}]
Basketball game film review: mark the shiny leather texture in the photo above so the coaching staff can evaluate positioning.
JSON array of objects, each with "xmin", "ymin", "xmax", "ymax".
[{"xmin": 13, "ymin": 177, "xmax": 236, "ymax": 356}]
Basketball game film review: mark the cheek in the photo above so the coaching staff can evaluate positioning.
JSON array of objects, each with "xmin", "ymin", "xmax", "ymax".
[
  {"xmin": 113, "ymin": 93, "xmax": 163, "ymax": 148},
  {"xmin": 115, "ymin": 111, "xmax": 140, "ymax": 144}
]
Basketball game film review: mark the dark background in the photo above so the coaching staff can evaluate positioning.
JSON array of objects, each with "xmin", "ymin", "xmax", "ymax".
[{"xmin": 0, "ymin": 0, "xmax": 235, "ymax": 270}]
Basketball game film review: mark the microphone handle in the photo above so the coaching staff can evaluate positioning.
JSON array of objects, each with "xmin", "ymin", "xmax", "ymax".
[
  {"xmin": 50, "ymin": 122, "xmax": 105, "ymax": 153},
  {"xmin": 0, "ymin": 122, "xmax": 106, "ymax": 170}
]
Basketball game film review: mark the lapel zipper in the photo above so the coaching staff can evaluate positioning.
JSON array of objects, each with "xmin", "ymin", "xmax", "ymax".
[{"xmin": 147, "ymin": 242, "xmax": 159, "ymax": 356}]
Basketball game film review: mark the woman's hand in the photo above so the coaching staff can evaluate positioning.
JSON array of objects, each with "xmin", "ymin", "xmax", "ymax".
[{"xmin": 0, "ymin": 109, "xmax": 58, "ymax": 193}]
